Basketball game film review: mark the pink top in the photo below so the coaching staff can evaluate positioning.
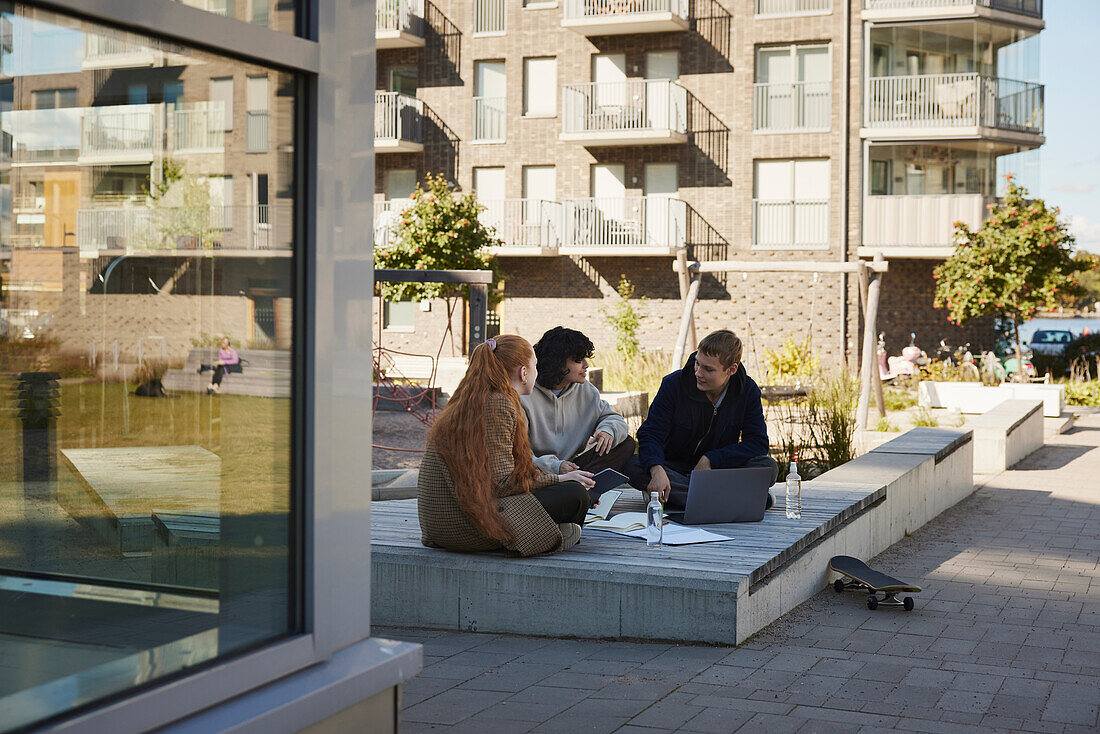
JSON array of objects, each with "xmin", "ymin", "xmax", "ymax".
[{"xmin": 219, "ymin": 347, "xmax": 239, "ymax": 365}]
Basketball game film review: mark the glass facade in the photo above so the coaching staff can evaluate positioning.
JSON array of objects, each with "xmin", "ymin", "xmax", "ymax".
[
  {"xmin": 173, "ymin": 0, "xmax": 299, "ymax": 36},
  {"xmin": 0, "ymin": 3, "xmax": 298, "ymax": 730}
]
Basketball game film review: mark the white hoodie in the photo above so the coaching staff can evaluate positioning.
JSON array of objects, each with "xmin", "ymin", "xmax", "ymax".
[{"xmin": 520, "ymin": 381, "xmax": 630, "ymax": 474}]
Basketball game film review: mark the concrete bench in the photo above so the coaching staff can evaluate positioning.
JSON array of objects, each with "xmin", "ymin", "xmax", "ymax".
[
  {"xmin": 163, "ymin": 348, "xmax": 291, "ymax": 398},
  {"xmin": 919, "ymin": 381, "xmax": 1065, "ymax": 418},
  {"xmin": 151, "ymin": 511, "xmax": 220, "ymax": 590},
  {"xmin": 968, "ymin": 399, "xmax": 1044, "ymax": 474}
]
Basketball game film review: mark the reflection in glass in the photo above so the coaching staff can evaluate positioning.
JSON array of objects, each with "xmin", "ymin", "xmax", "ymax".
[
  {"xmin": 173, "ymin": 0, "xmax": 297, "ymax": 36},
  {"xmin": 0, "ymin": 4, "xmax": 297, "ymax": 730}
]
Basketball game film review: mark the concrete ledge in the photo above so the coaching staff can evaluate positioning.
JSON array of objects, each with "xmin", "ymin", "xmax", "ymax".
[
  {"xmin": 969, "ymin": 399, "xmax": 1044, "ymax": 474},
  {"xmin": 866, "ymin": 426, "xmax": 975, "ymax": 525},
  {"xmin": 920, "ymin": 381, "xmax": 1065, "ymax": 418},
  {"xmin": 371, "ymin": 470, "xmax": 419, "ymax": 501}
]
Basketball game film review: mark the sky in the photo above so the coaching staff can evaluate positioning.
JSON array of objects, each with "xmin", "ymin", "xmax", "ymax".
[{"xmin": 1039, "ymin": 0, "xmax": 1100, "ymax": 253}]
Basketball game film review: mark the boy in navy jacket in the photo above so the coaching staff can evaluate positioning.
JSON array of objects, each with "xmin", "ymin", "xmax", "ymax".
[{"xmin": 627, "ymin": 329, "xmax": 778, "ymax": 509}]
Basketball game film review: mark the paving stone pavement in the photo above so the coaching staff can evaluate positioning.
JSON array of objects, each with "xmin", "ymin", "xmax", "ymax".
[{"xmin": 375, "ymin": 413, "xmax": 1100, "ymax": 733}]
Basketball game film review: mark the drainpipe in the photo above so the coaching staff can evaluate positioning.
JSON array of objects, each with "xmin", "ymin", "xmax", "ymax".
[{"xmin": 841, "ymin": 0, "xmax": 854, "ymax": 370}]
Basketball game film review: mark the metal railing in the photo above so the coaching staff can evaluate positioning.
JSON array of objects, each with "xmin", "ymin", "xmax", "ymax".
[
  {"xmin": 755, "ymin": 0, "xmax": 831, "ymax": 15},
  {"xmin": 863, "ymin": 0, "xmax": 1041, "ymax": 16},
  {"xmin": 375, "ymin": 92, "xmax": 423, "ymax": 144},
  {"xmin": 173, "ymin": 106, "xmax": 226, "ymax": 152},
  {"xmin": 373, "ymin": 199, "xmax": 415, "ymax": 247},
  {"xmin": 563, "ymin": 0, "xmax": 689, "ymax": 21},
  {"xmin": 377, "ymin": 0, "xmax": 423, "ymax": 34},
  {"xmin": 246, "ymin": 111, "xmax": 269, "ymax": 152},
  {"xmin": 473, "ymin": 96, "xmax": 506, "ymax": 141},
  {"xmin": 753, "ymin": 81, "xmax": 831, "ymax": 131},
  {"xmin": 80, "ymin": 106, "xmax": 157, "ymax": 158},
  {"xmin": 561, "ymin": 196, "xmax": 686, "ymax": 249},
  {"xmin": 862, "ymin": 194, "xmax": 996, "ymax": 247},
  {"xmin": 752, "ymin": 199, "xmax": 829, "ymax": 249},
  {"xmin": 866, "ymin": 73, "xmax": 1043, "ymax": 134},
  {"xmin": 480, "ymin": 199, "xmax": 563, "ymax": 249},
  {"xmin": 83, "ymin": 33, "xmax": 155, "ymax": 64},
  {"xmin": 77, "ymin": 205, "xmax": 291, "ymax": 251},
  {"xmin": 473, "ymin": 0, "xmax": 505, "ymax": 33},
  {"xmin": 562, "ymin": 79, "xmax": 687, "ymax": 136}
]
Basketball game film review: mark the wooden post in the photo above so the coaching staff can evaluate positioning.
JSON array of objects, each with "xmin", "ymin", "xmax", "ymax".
[
  {"xmin": 857, "ymin": 260, "xmax": 886, "ymax": 418},
  {"xmin": 675, "ymin": 250, "xmax": 697, "ymax": 352},
  {"xmin": 857, "ymin": 253, "xmax": 884, "ymax": 430},
  {"xmin": 672, "ymin": 273, "xmax": 702, "ymax": 370}
]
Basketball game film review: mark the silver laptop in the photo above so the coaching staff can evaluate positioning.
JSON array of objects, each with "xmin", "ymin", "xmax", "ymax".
[{"xmin": 665, "ymin": 466, "xmax": 775, "ymax": 524}]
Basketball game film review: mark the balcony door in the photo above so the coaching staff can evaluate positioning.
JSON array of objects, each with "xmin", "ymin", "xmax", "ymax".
[
  {"xmin": 474, "ymin": 60, "xmax": 506, "ymax": 140},
  {"xmin": 645, "ymin": 51, "xmax": 678, "ymax": 129},
  {"xmin": 643, "ymin": 163, "xmax": 677, "ymax": 247},
  {"xmin": 474, "ymin": 166, "xmax": 506, "ymax": 236},
  {"xmin": 591, "ymin": 163, "xmax": 627, "ymax": 244},
  {"xmin": 592, "ymin": 54, "xmax": 626, "ymax": 109},
  {"xmin": 522, "ymin": 165, "xmax": 555, "ymax": 245}
]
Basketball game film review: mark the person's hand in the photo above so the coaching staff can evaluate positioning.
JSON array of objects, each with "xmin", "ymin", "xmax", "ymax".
[
  {"xmin": 694, "ymin": 455, "xmax": 712, "ymax": 472},
  {"xmin": 559, "ymin": 469, "xmax": 595, "ymax": 489},
  {"xmin": 587, "ymin": 430, "xmax": 614, "ymax": 456},
  {"xmin": 559, "ymin": 460, "xmax": 580, "ymax": 473},
  {"xmin": 648, "ymin": 465, "xmax": 671, "ymax": 502}
]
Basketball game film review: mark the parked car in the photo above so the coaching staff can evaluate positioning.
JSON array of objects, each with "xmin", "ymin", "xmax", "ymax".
[{"xmin": 1028, "ymin": 329, "xmax": 1075, "ymax": 357}]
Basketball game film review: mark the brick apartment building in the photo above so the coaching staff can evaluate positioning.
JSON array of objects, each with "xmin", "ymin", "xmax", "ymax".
[{"xmin": 372, "ymin": 0, "xmax": 1044, "ymax": 371}]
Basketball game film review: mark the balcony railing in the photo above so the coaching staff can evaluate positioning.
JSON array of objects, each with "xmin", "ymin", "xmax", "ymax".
[
  {"xmin": 374, "ymin": 199, "xmax": 415, "ymax": 248},
  {"xmin": 863, "ymin": 0, "xmax": 1041, "ymax": 17},
  {"xmin": 862, "ymin": 194, "xmax": 995, "ymax": 249},
  {"xmin": 866, "ymin": 74, "xmax": 1043, "ymax": 134},
  {"xmin": 80, "ymin": 105, "xmax": 157, "ymax": 161},
  {"xmin": 752, "ymin": 199, "xmax": 829, "ymax": 249},
  {"xmin": 77, "ymin": 205, "xmax": 291, "ymax": 251},
  {"xmin": 480, "ymin": 199, "xmax": 563, "ymax": 250},
  {"xmin": 755, "ymin": 0, "xmax": 831, "ymax": 16},
  {"xmin": 172, "ymin": 105, "xmax": 226, "ymax": 153},
  {"xmin": 376, "ymin": 0, "xmax": 425, "ymax": 48},
  {"xmin": 561, "ymin": 196, "xmax": 686, "ymax": 250},
  {"xmin": 246, "ymin": 111, "xmax": 269, "ymax": 153},
  {"xmin": 561, "ymin": 79, "xmax": 687, "ymax": 145},
  {"xmin": 562, "ymin": 0, "xmax": 690, "ymax": 34},
  {"xmin": 753, "ymin": 81, "xmax": 831, "ymax": 131},
  {"xmin": 83, "ymin": 33, "xmax": 157, "ymax": 68},
  {"xmin": 473, "ymin": 96, "xmax": 506, "ymax": 142},
  {"xmin": 473, "ymin": 0, "xmax": 505, "ymax": 34},
  {"xmin": 375, "ymin": 92, "xmax": 424, "ymax": 151}
]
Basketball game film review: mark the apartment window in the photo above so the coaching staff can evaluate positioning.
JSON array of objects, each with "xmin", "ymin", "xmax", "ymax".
[
  {"xmin": 127, "ymin": 83, "xmax": 148, "ymax": 104},
  {"xmin": 31, "ymin": 87, "xmax": 77, "ymax": 109},
  {"xmin": 210, "ymin": 76, "xmax": 234, "ymax": 130},
  {"xmin": 754, "ymin": 0, "xmax": 831, "ymax": 18},
  {"xmin": 754, "ymin": 44, "xmax": 830, "ymax": 132},
  {"xmin": 522, "ymin": 166, "xmax": 555, "ymax": 243},
  {"xmin": 383, "ymin": 300, "xmax": 416, "ymax": 331},
  {"xmin": 251, "ymin": 0, "xmax": 269, "ymax": 26},
  {"xmin": 523, "ymin": 57, "xmax": 556, "ymax": 116},
  {"xmin": 473, "ymin": 0, "xmax": 505, "ymax": 34},
  {"xmin": 247, "ymin": 75, "xmax": 269, "ymax": 152},
  {"xmin": 164, "ymin": 81, "xmax": 184, "ymax": 108},
  {"xmin": 384, "ymin": 169, "xmax": 418, "ymax": 200},
  {"xmin": 870, "ymin": 160, "xmax": 891, "ymax": 196},
  {"xmin": 753, "ymin": 159, "xmax": 829, "ymax": 249},
  {"xmin": 390, "ymin": 66, "xmax": 418, "ymax": 96},
  {"xmin": 473, "ymin": 166, "xmax": 505, "ymax": 234},
  {"xmin": 473, "ymin": 60, "xmax": 506, "ymax": 142}
]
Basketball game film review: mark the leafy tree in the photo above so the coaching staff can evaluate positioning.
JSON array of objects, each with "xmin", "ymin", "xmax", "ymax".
[
  {"xmin": 933, "ymin": 177, "xmax": 1085, "ymax": 371},
  {"xmin": 1060, "ymin": 251, "xmax": 1100, "ymax": 310},
  {"xmin": 602, "ymin": 276, "xmax": 645, "ymax": 359}
]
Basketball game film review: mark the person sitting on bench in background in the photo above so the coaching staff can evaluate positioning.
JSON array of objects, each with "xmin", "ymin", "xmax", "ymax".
[
  {"xmin": 197, "ymin": 337, "xmax": 241, "ymax": 394},
  {"xmin": 626, "ymin": 329, "xmax": 778, "ymax": 510},
  {"xmin": 522, "ymin": 326, "xmax": 636, "ymax": 477}
]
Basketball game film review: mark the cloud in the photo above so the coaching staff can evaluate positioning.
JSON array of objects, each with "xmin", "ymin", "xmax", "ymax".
[
  {"xmin": 1070, "ymin": 215, "xmax": 1100, "ymax": 251},
  {"xmin": 1053, "ymin": 182, "xmax": 1097, "ymax": 194}
]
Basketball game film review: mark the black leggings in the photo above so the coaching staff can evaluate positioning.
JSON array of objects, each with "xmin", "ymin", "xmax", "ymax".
[{"xmin": 532, "ymin": 481, "xmax": 590, "ymax": 525}]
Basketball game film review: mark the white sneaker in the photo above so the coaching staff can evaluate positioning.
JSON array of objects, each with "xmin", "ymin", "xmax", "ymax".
[{"xmin": 558, "ymin": 523, "xmax": 582, "ymax": 551}]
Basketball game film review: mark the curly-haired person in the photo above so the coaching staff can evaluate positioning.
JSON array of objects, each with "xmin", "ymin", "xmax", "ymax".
[{"xmin": 521, "ymin": 326, "xmax": 636, "ymax": 478}]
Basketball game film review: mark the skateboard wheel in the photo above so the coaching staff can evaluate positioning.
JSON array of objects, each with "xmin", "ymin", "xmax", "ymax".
[
  {"xmin": 903, "ymin": 597, "xmax": 915, "ymax": 611},
  {"xmin": 834, "ymin": 579, "xmax": 845, "ymax": 594},
  {"xmin": 867, "ymin": 596, "xmax": 878, "ymax": 610}
]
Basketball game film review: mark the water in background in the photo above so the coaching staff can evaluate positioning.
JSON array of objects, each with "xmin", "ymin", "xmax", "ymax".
[{"xmin": 1016, "ymin": 317, "xmax": 1100, "ymax": 345}]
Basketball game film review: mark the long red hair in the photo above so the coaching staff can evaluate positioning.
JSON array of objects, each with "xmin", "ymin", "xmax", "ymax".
[{"xmin": 427, "ymin": 334, "xmax": 541, "ymax": 541}]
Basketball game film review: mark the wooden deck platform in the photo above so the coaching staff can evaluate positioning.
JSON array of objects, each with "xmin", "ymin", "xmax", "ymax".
[{"xmin": 371, "ymin": 481, "xmax": 884, "ymax": 645}]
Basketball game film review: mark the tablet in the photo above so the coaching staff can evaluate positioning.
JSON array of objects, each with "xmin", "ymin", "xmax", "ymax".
[{"xmin": 586, "ymin": 468, "xmax": 629, "ymax": 504}]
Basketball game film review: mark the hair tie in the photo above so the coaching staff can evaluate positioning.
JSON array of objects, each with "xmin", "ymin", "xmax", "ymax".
[{"xmin": 485, "ymin": 338, "xmax": 497, "ymax": 351}]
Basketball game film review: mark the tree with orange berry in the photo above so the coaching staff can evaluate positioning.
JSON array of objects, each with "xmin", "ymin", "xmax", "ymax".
[{"xmin": 933, "ymin": 177, "xmax": 1085, "ymax": 376}]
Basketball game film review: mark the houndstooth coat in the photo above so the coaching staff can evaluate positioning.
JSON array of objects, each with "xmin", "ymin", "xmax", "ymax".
[{"xmin": 418, "ymin": 392, "xmax": 564, "ymax": 556}]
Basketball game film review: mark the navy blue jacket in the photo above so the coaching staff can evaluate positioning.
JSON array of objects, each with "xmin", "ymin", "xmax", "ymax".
[{"xmin": 637, "ymin": 352, "xmax": 769, "ymax": 471}]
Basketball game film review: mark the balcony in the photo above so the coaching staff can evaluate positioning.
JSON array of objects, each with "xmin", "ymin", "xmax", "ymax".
[
  {"xmin": 481, "ymin": 199, "xmax": 563, "ymax": 255},
  {"xmin": 560, "ymin": 196, "xmax": 686, "ymax": 255},
  {"xmin": 80, "ymin": 105, "xmax": 158, "ymax": 164},
  {"xmin": 83, "ymin": 33, "xmax": 158, "ymax": 69},
  {"xmin": 376, "ymin": 0, "xmax": 425, "ymax": 49},
  {"xmin": 562, "ymin": 0, "xmax": 689, "ymax": 35},
  {"xmin": 172, "ymin": 104, "xmax": 226, "ymax": 154},
  {"xmin": 561, "ymin": 80, "xmax": 687, "ymax": 146},
  {"xmin": 752, "ymin": 199, "xmax": 829, "ymax": 249},
  {"xmin": 375, "ymin": 92, "xmax": 424, "ymax": 153},
  {"xmin": 755, "ymin": 0, "xmax": 831, "ymax": 17},
  {"xmin": 246, "ymin": 111, "xmax": 269, "ymax": 153},
  {"xmin": 860, "ymin": 193, "xmax": 995, "ymax": 258},
  {"xmin": 77, "ymin": 205, "xmax": 291, "ymax": 253},
  {"xmin": 863, "ymin": 0, "xmax": 1042, "ymax": 23},
  {"xmin": 473, "ymin": 96, "xmax": 506, "ymax": 143},
  {"xmin": 863, "ymin": 74, "xmax": 1043, "ymax": 143},
  {"xmin": 753, "ymin": 81, "xmax": 831, "ymax": 132},
  {"xmin": 373, "ymin": 199, "xmax": 414, "ymax": 247}
]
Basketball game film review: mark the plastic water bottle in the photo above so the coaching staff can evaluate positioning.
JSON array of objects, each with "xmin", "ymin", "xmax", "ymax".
[
  {"xmin": 786, "ymin": 457, "xmax": 802, "ymax": 520},
  {"xmin": 646, "ymin": 492, "xmax": 663, "ymax": 548}
]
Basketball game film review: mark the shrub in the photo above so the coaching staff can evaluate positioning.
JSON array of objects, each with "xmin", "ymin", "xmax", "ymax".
[
  {"xmin": 804, "ymin": 374, "xmax": 859, "ymax": 471},
  {"xmin": 133, "ymin": 359, "xmax": 170, "ymax": 385},
  {"xmin": 884, "ymin": 387, "xmax": 917, "ymax": 411},
  {"xmin": 602, "ymin": 277, "xmax": 645, "ymax": 360},
  {"xmin": 1062, "ymin": 379, "xmax": 1100, "ymax": 407},
  {"xmin": 912, "ymin": 407, "xmax": 939, "ymax": 427},
  {"xmin": 762, "ymin": 337, "xmax": 818, "ymax": 385},
  {"xmin": 873, "ymin": 417, "xmax": 899, "ymax": 432},
  {"xmin": 592, "ymin": 349, "xmax": 666, "ymax": 399}
]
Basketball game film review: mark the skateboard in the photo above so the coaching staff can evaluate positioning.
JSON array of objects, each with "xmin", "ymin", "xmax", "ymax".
[{"xmin": 828, "ymin": 555, "xmax": 921, "ymax": 611}]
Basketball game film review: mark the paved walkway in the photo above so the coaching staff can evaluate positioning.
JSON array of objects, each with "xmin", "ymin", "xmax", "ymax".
[{"xmin": 376, "ymin": 413, "xmax": 1100, "ymax": 734}]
